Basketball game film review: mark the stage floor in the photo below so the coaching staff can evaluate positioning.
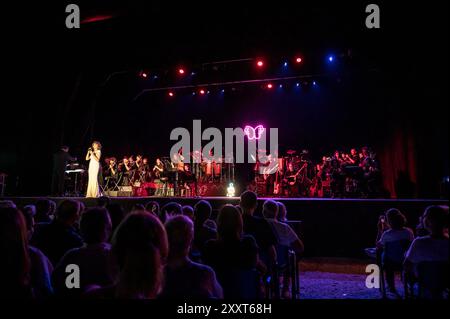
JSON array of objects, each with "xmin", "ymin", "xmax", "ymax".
[{"xmin": 3, "ymin": 196, "xmax": 448, "ymax": 258}]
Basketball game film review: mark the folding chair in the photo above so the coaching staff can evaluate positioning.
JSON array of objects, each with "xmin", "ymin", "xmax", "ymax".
[{"xmin": 378, "ymin": 239, "xmax": 411, "ymax": 298}]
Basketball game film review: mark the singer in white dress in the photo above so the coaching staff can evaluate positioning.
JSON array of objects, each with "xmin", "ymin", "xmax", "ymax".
[{"xmin": 86, "ymin": 141, "xmax": 102, "ymax": 198}]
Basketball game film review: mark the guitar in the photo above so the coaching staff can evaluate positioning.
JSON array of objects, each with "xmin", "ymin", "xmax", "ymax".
[{"xmin": 286, "ymin": 163, "xmax": 307, "ymax": 186}]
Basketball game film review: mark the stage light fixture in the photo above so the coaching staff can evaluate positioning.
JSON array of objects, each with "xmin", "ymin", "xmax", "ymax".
[
  {"xmin": 256, "ymin": 60, "xmax": 264, "ymax": 67},
  {"xmin": 168, "ymin": 91, "xmax": 174, "ymax": 97},
  {"xmin": 267, "ymin": 83, "xmax": 273, "ymax": 89},
  {"xmin": 140, "ymin": 71, "xmax": 148, "ymax": 78},
  {"xmin": 279, "ymin": 84, "xmax": 283, "ymax": 88},
  {"xmin": 295, "ymin": 57, "xmax": 302, "ymax": 63},
  {"xmin": 199, "ymin": 89, "xmax": 205, "ymax": 95},
  {"xmin": 178, "ymin": 68, "xmax": 185, "ymax": 74},
  {"xmin": 283, "ymin": 62, "xmax": 288, "ymax": 67},
  {"xmin": 327, "ymin": 55, "xmax": 334, "ymax": 62},
  {"xmin": 296, "ymin": 82, "xmax": 300, "ymax": 87}
]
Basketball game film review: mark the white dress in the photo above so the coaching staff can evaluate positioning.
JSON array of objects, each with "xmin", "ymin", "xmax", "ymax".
[{"xmin": 86, "ymin": 150, "xmax": 101, "ymax": 198}]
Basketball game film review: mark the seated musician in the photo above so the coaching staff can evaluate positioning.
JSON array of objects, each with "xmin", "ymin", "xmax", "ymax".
[
  {"xmin": 120, "ymin": 156, "xmax": 134, "ymax": 185},
  {"xmin": 136, "ymin": 156, "xmax": 150, "ymax": 182},
  {"xmin": 135, "ymin": 155, "xmax": 143, "ymax": 170},
  {"xmin": 330, "ymin": 150, "xmax": 345, "ymax": 197},
  {"xmin": 104, "ymin": 157, "xmax": 118, "ymax": 179},
  {"xmin": 348, "ymin": 148, "xmax": 360, "ymax": 166},
  {"xmin": 153, "ymin": 158, "xmax": 165, "ymax": 179}
]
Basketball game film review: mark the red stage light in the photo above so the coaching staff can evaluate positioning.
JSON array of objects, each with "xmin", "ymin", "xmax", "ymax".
[
  {"xmin": 168, "ymin": 92, "xmax": 174, "ymax": 97},
  {"xmin": 267, "ymin": 83, "xmax": 273, "ymax": 89},
  {"xmin": 199, "ymin": 89, "xmax": 205, "ymax": 95},
  {"xmin": 295, "ymin": 57, "xmax": 302, "ymax": 63},
  {"xmin": 140, "ymin": 72, "xmax": 148, "ymax": 78},
  {"xmin": 178, "ymin": 68, "xmax": 185, "ymax": 74},
  {"xmin": 257, "ymin": 60, "xmax": 264, "ymax": 67}
]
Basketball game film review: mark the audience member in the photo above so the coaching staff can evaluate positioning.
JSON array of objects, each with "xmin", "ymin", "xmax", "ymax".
[
  {"xmin": 1, "ymin": 207, "xmax": 53, "ymax": 298},
  {"xmin": 182, "ymin": 205, "xmax": 194, "ymax": 220},
  {"xmin": 263, "ymin": 200, "xmax": 304, "ymax": 298},
  {"xmin": 97, "ymin": 196, "xmax": 111, "ymax": 208},
  {"xmin": 161, "ymin": 215, "xmax": 222, "ymax": 298},
  {"xmin": 203, "ymin": 205, "xmax": 258, "ymax": 273},
  {"xmin": 87, "ymin": 211, "xmax": 168, "ymax": 299},
  {"xmin": 239, "ymin": 191, "xmax": 277, "ymax": 267},
  {"xmin": 404, "ymin": 206, "xmax": 449, "ymax": 278},
  {"xmin": 193, "ymin": 200, "xmax": 217, "ymax": 257},
  {"xmin": 277, "ymin": 202, "xmax": 288, "ymax": 222},
  {"xmin": 52, "ymin": 207, "xmax": 117, "ymax": 296},
  {"xmin": 145, "ymin": 201, "xmax": 160, "ymax": 217},
  {"xmin": 31, "ymin": 200, "xmax": 83, "ymax": 265},
  {"xmin": 160, "ymin": 202, "xmax": 183, "ymax": 223},
  {"xmin": 262, "ymin": 200, "xmax": 304, "ymax": 253},
  {"xmin": 35, "ymin": 199, "xmax": 55, "ymax": 223}
]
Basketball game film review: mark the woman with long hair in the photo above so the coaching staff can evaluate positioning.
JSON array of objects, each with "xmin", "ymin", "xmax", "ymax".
[
  {"xmin": 87, "ymin": 211, "xmax": 168, "ymax": 298},
  {"xmin": 0, "ymin": 207, "xmax": 32, "ymax": 298},
  {"xmin": 86, "ymin": 141, "xmax": 102, "ymax": 198}
]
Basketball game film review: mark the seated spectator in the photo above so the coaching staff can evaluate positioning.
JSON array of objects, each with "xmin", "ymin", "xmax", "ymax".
[
  {"xmin": 375, "ymin": 208, "xmax": 414, "ymax": 293},
  {"xmin": 277, "ymin": 202, "xmax": 288, "ymax": 222},
  {"xmin": 22, "ymin": 205, "xmax": 36, "ymax": 240},
  {"xmin": 193, "ymin": 200, "xmax": 217, "ymax": 257},
  {"xmin": 86, "ymin": 211, "xmax": 168, "ymax": 299},
  {"xmin": 263, "ymin": 200, "xmax": 304, "ymax": 298},
  {"xmin": 31, "ymin": 200, "xmax": 83, "ymax": 265},
  {"xmin": 203, "ymin": 205, "xmax": 258, "ymax": 273},
  {"xmin": 160, "ymin": 202, "xmax": 183, "ymax": 223},
  {"xmin": 35, "ymin": 199, "xmax": 55, "ymax": 223},
  {"xmin": 376, "ymin": 208, "xmax": 414, "ymax": 249},
  {"xmin": 106, "ymin": 203, "xmax": 125, "ymax": 233},
  {"xmin": 20, "ymin": 205, "xmax": 54, "ymax": 298},
  {"xmin": 404, "ymin": 206, "xmax": 449, "ymax": 278},
  {"xmin": 182, "ymin": 205, "xmax": 194, "ymax": 220},
  {"xmin": 97, "ymin": 196, "xmax": 111, "ymax": 208},
  {"xmin": 203, "ymin": 205, "xmax": 260, "ymax": 298},
  {"xmin": 239, "ymin": 191, "xmax": 277, "ymax": 267},
  {"xmin": 263, "ymin": 200, "xmax": 304, "ymax": 254},
  {"xmin": 160, "ymin": 215, "xmax": 222, "ymax": 299},
  {"xmin": 1, "ymin": 207, "xmax": 53, "ymax": 299},
  {"xmin": 52, "ymin": 207, "xmax": 117, "ymax": 297},
  {"xmin": 145, "ymin": 201, "xmax": 160, "ymax": 217},
  {"xmin": 131, "ymin": 204, "xmax": 146, "ymax": 212}
]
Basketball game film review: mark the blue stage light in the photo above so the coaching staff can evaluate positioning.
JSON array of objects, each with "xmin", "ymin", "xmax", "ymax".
[{"xmin": 328, "ymin": 55, "xmax": 334, "ymax": 62}]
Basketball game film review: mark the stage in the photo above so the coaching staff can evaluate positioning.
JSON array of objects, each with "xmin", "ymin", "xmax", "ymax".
[{"xmin": 3, "ymin": 196, "xmax": 448, "ymax": 258}]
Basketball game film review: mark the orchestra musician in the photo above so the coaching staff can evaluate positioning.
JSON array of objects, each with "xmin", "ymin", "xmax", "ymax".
[
  {"xmin": 330, "ymin": 150, "xmax": 345, "ymax": 197},
  {"xmin": 140, "ymin": 157, "xmax": 150, "ymax": 181},
  {"xmin": 135, "ymin": 155, "xmax": 143, "ymax": 170},
  {"xmin": 105, "ymin": 157, "xmax": 118, "ymax": 178},
  {"xmin": 153, "ymin": 158, "xmax": 164, "ymax": 179},
  {"xmin": 120, "ymin": 156, "xmax": 134, "ymax": 185}
]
